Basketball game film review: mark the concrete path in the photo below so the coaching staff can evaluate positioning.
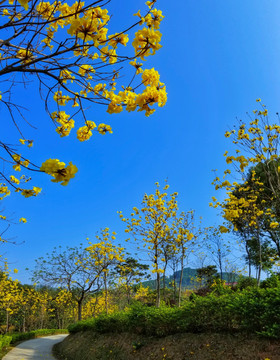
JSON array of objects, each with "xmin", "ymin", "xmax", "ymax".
[{"xmin": 3, "ymin": 334, "xmax": 68, "ymax": 360}]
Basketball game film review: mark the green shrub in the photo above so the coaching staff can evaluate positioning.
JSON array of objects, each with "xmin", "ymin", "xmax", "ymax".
[
  {"xmin": 68, "ymin": 288, "xmax": 280, "ymax": 338},
  {"xmin": 261, "ymin": 274, "xmax": 280, "ymax": 289},
  {"xmin": 236, "ymin": 276, "xmax": 258, "ymax": 290},
  {"xmin": 0, "ymin": 335, "xmax": 12, "ymax": 351}
]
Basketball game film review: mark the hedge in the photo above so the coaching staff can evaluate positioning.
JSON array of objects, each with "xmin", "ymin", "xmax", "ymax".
[{"xmin": 68, "ymin": 288, "xmax": 280, "ymax": 338}]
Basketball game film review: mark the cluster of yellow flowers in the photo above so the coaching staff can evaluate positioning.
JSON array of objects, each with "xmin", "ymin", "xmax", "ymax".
[
  {"xmin": 40, "ymin": 159, "xmax": 78, "ymax": 186},
  {"xmin": 32, "ymin": 1, "xmax": 166, "ymax": 137}
]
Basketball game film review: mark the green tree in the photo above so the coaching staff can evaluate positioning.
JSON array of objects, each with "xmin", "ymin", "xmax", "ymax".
[
  {"xmin": 196, "ymin": 265, "xmax": 218, "ymax": 288},
  {"xmin": 114, "ymin": 257, "xmax": 149, "ymax": 305}
]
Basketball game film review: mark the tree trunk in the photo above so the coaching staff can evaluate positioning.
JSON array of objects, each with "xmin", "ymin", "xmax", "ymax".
[
  {"xmin": 154, "ymin": 244, "xmax": 160, "ymax": 307},
  {"xmin": 126, "ymin": 280, "xmax": 131, "ymax": 305},
  {"xmin": 5, "ymin": 310, "xmax": 9, "ymax": 333},
  {"xmin": 163, "ymin": 261, "xmax": 168, "ymax": 302},
  {"xmin": 218, "ymin": 253, "xmax": 223, "ymax": 280},
  {"xmin": 77, "ymin": 300, "xmax": 83, "ymax": 321},
  {"xmin": 178, "ymin": 256, "xmax": 184, "ymax": 307},
  {"xmin": 245, "ymin": 240, "xmax": 252, "ymax": 277},
  {"xmin": 23, "ymin": 312, "xmax": 26, "ymax": 333},
  {"xmin": 156, "ymin": 271, "xmax": 161, "ymax": 307},
  {"xmin": 173, "ymin": 263, "xmax": 177, "ymax": 301},
  {"xmin": 104, "ymin": 272, "xmax": 108, "ymax": 315},
  {"xmin": 257, "ymin": 230, "xmax": 262, "ymax": 287}
]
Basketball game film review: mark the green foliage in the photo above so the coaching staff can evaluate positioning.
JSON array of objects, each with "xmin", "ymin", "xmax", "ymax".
[
  {"xmin": 236, "ymin": 276, "xmax": 258, "ymax": 290},
  {"xmin": 196, "ymin": 265, "xmax": 218, "ymax": 287},
  {"xmin": 209, "ymin": 279, "xmax": 233, "ymax": 296},
  {"xmin": 260, "ymin": 273, "xmax": 280, "ymax": 289},
  {"xmin": 68, "ymin": 287, "xmax": 280, "ymax": 338},
  {"xmin": 0, "ymin": 334, "xmax": 12, "ymax": 351}
]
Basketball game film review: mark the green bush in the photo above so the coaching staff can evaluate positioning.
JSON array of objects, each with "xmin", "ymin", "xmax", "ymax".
[
  {"xmin": 261, "ymin": 274, "xmax": 280, "ymax": 289},
  {"xmin": 236, "ymin": 276, "xmax": 258, "ymax": 290},
  {"xmin": 68, "ymin": 288, "xmax": 280, "ymax": 338},
  {"xmin": 0, "ymin": 335, "xmax": 12, "ymax": 351}
]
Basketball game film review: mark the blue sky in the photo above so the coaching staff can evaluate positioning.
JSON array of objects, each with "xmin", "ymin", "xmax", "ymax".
[{"xmin": 2, "ymin": 0, "xmax": 280, "ymax": 283}]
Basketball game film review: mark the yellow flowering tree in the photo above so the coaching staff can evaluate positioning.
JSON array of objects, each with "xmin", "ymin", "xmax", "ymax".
[
  {"xmin": 0, "ymin": 0, "xmax": 166, "ymax": 239},
  {"xmin": 82, "ymin": 291, "xmax": 117, "ymax": 318},
  {"xmin": 119, "ymin": 182, "xmax": 178, "ymax": 307},
  {"xmin": 0, "ymin": 270, "xmax": 21, "ymax": 332},
  {"xmin": 50, "ymin": 289, "xmax": 75, "ymax": 328},
  {"xmin": 86, "ymin": 228, "xmax": 125, "ymax": 314},
  {"xmin": 212, "ymin": 100, "xmax": 280, "ymax": 279}
]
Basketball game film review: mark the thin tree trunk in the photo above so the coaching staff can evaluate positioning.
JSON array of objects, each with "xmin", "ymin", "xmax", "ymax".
[
  {"xmin": 173, "ymin": 263, "xmax": 177, "ymax": 301},
  {"xmin": 245, "ymin": 240, "xmax": 252, "ymax": 277},
  {"xmin": 163, "ymin": 261, "xmax": 168, "ymax": 302},
  {"xmin": 77, "ymin": 299, "xmax": 83, "ymax": 321},
  {"xmin": 23, "ymin": 312, "xmax": 26, "ymax": 332},
  {"xmin": 104, "ymin": 272, "xmax": 108, "ymax": 314},
  {"xmin": 92, "ymin": 293, "xmax": 99, "ymax": 317},
  {"xmin": 126, "ymin": 280, "xmax": 131, "ymax": 305},
  {"xmin": 155, "ymin": 243, "xmax": 160, "ymax": 307},
  {"xmin": 6, "ymin": 310, "xmax": 9, "ymax": 333},
  {"xmin": 218, "ymin": 253, "xmax": 223, "ymax": 280},
  {"xmin": 257, "ymin": 230, "xmax": 262, "ymax": 287},
  {"xmin": 156, "ymin": 272, "xmax": 161, "ymax": 307},
  {"xmin": 178, "ymin": 255, "xmax": 184, "ymax": 307}
]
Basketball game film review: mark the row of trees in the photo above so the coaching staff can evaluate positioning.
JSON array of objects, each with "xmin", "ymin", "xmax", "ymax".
[
  {"xmin": 2, "ymin": 164, "xmax": 277, "ymax": 332},
  {"xmin": 0, "ymin": 253, "xmax": 150, "ymax": 332},
  {"xmin": 30, "ymin": 183, "xmax": 241, "ymax": 315}
]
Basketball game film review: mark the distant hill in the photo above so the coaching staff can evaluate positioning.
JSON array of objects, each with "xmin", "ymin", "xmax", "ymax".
[{"xmin": 142, "ymin": 267, "xmax": 239, "ymax": 290}]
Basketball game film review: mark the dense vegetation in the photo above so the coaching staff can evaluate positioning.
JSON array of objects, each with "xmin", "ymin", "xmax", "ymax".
[
  {"xmin": 53, "ymin": 279, "xmax": 280, "ymax": 359},
  {"xmin": 68, "ymin": 286, "xmax": 280, "ymax": 338}
]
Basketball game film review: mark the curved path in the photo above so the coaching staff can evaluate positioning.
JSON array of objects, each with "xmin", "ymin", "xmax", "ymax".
[{"xmin": 3, "ymin": 334, "xmax": 68, "ymax": 360}]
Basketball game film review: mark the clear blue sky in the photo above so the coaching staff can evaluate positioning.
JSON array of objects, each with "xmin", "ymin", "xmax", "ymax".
[{"xmin": 2, "ymin": 0, "xmax": 280, "ymax": 283}]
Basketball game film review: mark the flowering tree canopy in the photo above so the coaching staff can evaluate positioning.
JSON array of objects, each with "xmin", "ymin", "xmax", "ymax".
[{"xmin": 0, "ymin": 0, "xmax": 166, "ymax": 237}]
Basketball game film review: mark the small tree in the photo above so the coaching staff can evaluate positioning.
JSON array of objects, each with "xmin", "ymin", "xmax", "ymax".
[
  {"xmin": 32, "ymin": 244, "xmax": 109, "ymax": 320},
  {"xmin": 204, "ymin": 226, "xmax": 230, "ymax": 281},
  {"xmin": 196, "ymin": 265, "xmax": 218, "ymax": 288},
  {"xmin": 114, "ymin": 256, "xmax": 149, "ymax": 305},
  {"xmin": 86, "ymin": 228, "xmax": 125, "ymax": 314},
  {"xmin": 175, "ymin": 211, "xmax": 197, "ymax": 306},
  {"xmin": 120, "ymin": 182, "xmax": 178, "ymax": 307}
]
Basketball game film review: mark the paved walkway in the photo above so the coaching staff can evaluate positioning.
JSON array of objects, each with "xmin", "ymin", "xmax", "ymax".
[{"xmin": 3, "ymin": 334, "xmax": 68, "ymax": 360}]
